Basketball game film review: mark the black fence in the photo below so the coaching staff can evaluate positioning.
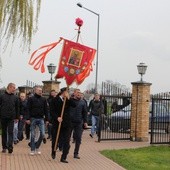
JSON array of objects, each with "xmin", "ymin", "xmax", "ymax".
[
  {"xmin": 92, "ymin": 82, "xmax": 170, "ymax": 144},
  {"xmin": 98, "ymin": 94, "xmax": 131, "ymax": 142},
  {"xmin": 150, "ymin": 93, "xmax": 170, "ymax": 144}
]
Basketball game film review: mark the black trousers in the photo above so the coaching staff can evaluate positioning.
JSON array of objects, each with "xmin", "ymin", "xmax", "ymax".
[
  {"xmin": 51, "ymin": 123, "xmax": 71, "ymax": 160},
  {"xmin": 1, "ymin": 118, "xmax": 14, "ymax": 150},
  {"xmin": 18, "ymin": 119, "xmax": 25, "ymax": 140},
  {"xmin": 25, "ymin": 123, "xmax": 30, "ymax": 139},
  {"xmin": 70, "ymin": 122, "xmax": 83, "ymax": 155},
  {"xmin": 47, "ymin": 124, "xmax": 52, "ymax": 138}
]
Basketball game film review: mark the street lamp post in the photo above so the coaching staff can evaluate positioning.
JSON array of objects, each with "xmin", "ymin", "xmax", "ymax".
[
  {"xmin": 137, "ymin": 62, "xmax": 147, "ymax": 82},
  {"xmin": 47, "ymin": 63, "xmax": 56, "ymax": 81},
  {"xmin": 77, "ymin": 3, "xmax": 100, "ymax": 93}
]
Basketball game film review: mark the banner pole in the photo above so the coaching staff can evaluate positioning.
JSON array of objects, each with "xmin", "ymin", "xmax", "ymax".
[
  {"xmin": 54, "ymin": 85, "xmax": 69, "ymax": 151},
  {"xmin": 76, "ymin": 26, "xmax": 81, "ymax": 43}
]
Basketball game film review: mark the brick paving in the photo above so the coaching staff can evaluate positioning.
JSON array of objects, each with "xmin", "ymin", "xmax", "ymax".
[{"xmin": 0, "ymin": 129, "xmax": 150, "ymax": 170}]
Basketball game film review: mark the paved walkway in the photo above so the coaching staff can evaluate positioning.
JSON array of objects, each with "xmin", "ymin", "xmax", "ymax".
[{"xmin": 0, "ymin": 129, "xmax": 150, "ymax": 170}]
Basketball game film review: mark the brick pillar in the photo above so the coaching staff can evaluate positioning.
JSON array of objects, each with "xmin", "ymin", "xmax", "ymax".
[
  {"xmin": 42, "ymin": 80, "xmax": 61, "ymax": 95},
  {"xmin": 130, "ymin": 81, "xmax": 152, "ymax": 142}
]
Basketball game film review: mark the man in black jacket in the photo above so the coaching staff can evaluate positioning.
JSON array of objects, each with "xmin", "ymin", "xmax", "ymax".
[
  {"xmin": 0, "ymin": 83, "xmax": 19, "ymax": 154},
  {"xmin": 26, "ymin": 86, "xmax": 48, "ymax": 156},
  {"xmin": 88, "ymin": 93, "xmax": 104, "ymax": 138},
  {"xmin": 50, "ymin": 87, "xmax": 75, "ymax": 163},
  {"xmin": 47, "ymin": 90, "xmax": 57, "ymax": 140},
  {"xmin": 69, "ymin": 89, "xmax": 88, "ymax": 159},
  {"xmin": 18, "ymin": 92, "xmax": 28, "ymax": 141}
]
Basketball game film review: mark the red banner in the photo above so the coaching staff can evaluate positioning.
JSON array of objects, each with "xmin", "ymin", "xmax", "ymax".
[
  {"xmin": 29, "ymin": 38, "xmax": 62, "ymax": 73},
  {"xmin": 56, "ymin": 39, "xmax": 96, "ymax": 85}
]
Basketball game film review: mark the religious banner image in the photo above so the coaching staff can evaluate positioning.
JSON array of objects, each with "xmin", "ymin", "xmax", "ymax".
[{"xmin": 56, "ymin": 39, "xmax": 96, "ymax": 85}]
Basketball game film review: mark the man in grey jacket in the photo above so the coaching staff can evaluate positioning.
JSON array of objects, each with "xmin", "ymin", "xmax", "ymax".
[{"xmin": 0, "ymin": 83, "xmax": 19, "ymax": 154}]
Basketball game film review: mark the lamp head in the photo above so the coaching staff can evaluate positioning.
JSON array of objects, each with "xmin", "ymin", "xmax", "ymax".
[
  {"xmin": 77, "ymin": 3, "xmax": 83, "ymax": 8},
  {"xmin": 47, "ymin": 63, "xmax": 56, "ymax": 74},
  {"xmin": 137, "ymin": 62, "xmax": 147, "ymax": 75},
  {"xmin": 137, "ymin": 62, "xmax": 147, "ymax": 81}
]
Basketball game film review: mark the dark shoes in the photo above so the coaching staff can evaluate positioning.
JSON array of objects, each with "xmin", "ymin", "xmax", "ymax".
[
  {"xmin": 43, "ymin": 138, "xmax": 47, "ymax": 144},
  {"xmin": 8, "ymin": 148, "xmax": 13, "ymax": 154},
  {"xmin": 59, "ymin": 147, "xmax": 63, "ymax": 151},
  {"xmin": 74, "ymin": 154, "xmax": 80, "ymax": 159},
  {"xmin": 2, "ymin": 149, "xmax": 6, "ymax": 153},
  {"xmin": 14, "ymin": 140, "xmax": 19, "ymax": 145},
  {"xmin": 19, "ymin": 136, "xmax": 24, "ymax": 141},
  {"xmin": 89, "ymin": 134, "xmax": 93, "ymax": 138},
  {"xmin": 47, "ymin": 136, "xmax": 51, "ymax": 139},
  {"xmin": 2, "ymin": 148, "xmax": 13, "ymax": 153},
  {"xmin": 2, "ymin": 148, "xmax": 13, "ymax": 154},
  {"xmin": 60, "ymin": 159, "xmax": 68, "ymax": 163},
  {"xmin": 51, "ymin": 151, "xmax": 56, "ymax": 159},
  {"xmin": 28, "ymin": 142, "xmax": 31, "ymax": 147}
]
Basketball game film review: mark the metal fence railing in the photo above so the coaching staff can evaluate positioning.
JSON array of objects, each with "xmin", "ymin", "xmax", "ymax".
[
  {"xmin": 98, "ymin": 94, "xmax": 131, "ymax": 142},
  {"xmin": 150, "ymin": 94, "xmax": 170, "ymax": 144}
]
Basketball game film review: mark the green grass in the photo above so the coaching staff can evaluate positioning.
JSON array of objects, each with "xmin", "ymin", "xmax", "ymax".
[{"xmin": 100, "ymin": 145, "xmax": 170, "ymax": 170}]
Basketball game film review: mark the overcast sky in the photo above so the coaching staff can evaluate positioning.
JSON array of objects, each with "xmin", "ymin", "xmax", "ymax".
[{"xmin": 1, "ymin": 0, "xmax": 170, "ymax": 94}]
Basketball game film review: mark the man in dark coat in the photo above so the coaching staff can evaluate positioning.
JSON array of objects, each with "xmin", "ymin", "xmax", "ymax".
[
  {"xmin": 88, "ymin": 93, "xmax": 104, "ymax": 138},
  {"xmin": 26, "ymin": 86, "xmax": 48, "ymax": 155},
  {"xmin": 69, "ymin": 89, "xmax": 88, "ymax": 159},
  {"xmin": 18, "ymin": 92, "xmax": 28, "ymax": 141},
  {"xmin": 50, "ymin": 87, "xmax": 75, "ymax": 163},
  {"xmin": 0, "ymin": 83, "xmax": 20, "ymax": 154},
  {"xmin": 47, "ymin": 90, "xmax": 57, "ymax": 140}
]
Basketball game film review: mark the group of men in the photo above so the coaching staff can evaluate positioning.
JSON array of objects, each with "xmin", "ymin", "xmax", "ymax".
[{"xmin": 0, "ymin": 83, "xmax": 97, "ymax": 164}]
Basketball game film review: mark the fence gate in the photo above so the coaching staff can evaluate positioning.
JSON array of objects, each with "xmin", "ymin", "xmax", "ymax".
[
  {"xmin": 150, "ymin": 94, "xmax": 170, "ymax": 144},
  {"xmin": 97, "ymin": 82, "xmax": 131, "ymax": 142}
]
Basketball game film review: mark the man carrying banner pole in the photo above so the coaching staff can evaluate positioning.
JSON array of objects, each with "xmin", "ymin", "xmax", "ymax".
[{"xmin": 50, "ymin": 87, "xmax": 75, "ymax": 163}]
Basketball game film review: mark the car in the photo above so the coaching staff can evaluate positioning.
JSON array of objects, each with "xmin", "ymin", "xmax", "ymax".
[
  {"xmin": 109, "ymin": 105, "xmax": 131, "ymax": 132},
  {"xmin": 109, "ymin": 103, "xmax": 170, "ymax": 133},
  {"xmin": 150, "ymin": 104, "xmax": 170, "ymax": 133}
]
